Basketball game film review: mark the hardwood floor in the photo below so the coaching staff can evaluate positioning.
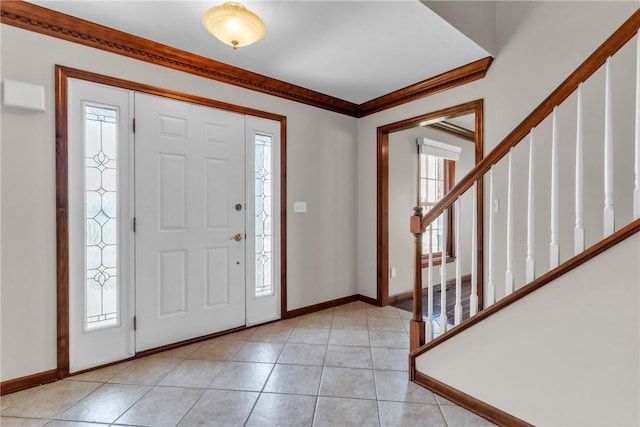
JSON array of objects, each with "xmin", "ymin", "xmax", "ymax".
[{"xmin": 392, "ymin": 278, "xmax": 473, "ymax": 323}]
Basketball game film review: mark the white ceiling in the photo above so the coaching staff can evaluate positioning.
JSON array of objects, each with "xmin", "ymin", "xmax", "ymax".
[{"xmin": 29, "ymin": 0, "xmax": 490, "ymax": 104}]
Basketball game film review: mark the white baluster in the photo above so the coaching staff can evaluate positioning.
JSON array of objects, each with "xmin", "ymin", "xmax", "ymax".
[
  {"xmin": 550, "ymin": 107, "xmax": 560, "ymax": 269},
  {"xmin": 505, "ymin": 150, "xmax": 514, "ymax": 295},
  {"xmin": 526, "ymin": 130, "xmax": 536, "ymax": 282},
  {"xmin": 487, "ymin": 167, "xmax": 496, "ymax": 306},
  {"xmin": 635, "ymin": 31, "xmax": 640, "ymax": 220},
  {"xmin": 454, "ymin": 198, "xmax": 462, "ymax": 325},
  {"xmin": 440, "ymin": 209, "xmax": 448, "ymax": 334},
  {"xmin": 604, "ymin": 56, "xmax": 615, "ymax": 236},
  {"xmin": 575, "ymin": 83, "xmax": 585, "ymax": 254},
  {"xmin": 426, "ymin": 224, "xmax": 434, "ymax": 342},
  {"xmin": 470, "ymin": 181, "xmax": 478, "ymax": 316}
]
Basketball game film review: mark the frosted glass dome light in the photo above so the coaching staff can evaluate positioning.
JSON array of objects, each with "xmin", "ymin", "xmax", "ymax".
[{"xmin": 202, "ymin": 2, "xmax": 266, "ymax": 49}]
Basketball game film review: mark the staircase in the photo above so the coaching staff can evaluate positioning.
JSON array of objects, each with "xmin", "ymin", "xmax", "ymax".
[{"xmin": 408, "ymin": 9, "xmax": 640, "ymax": 426}]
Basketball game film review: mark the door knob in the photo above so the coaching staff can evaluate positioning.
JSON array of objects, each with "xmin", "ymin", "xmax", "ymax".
[{"xmin": 232, "ymin": 233, "xmax": 243, "ymax": 241}]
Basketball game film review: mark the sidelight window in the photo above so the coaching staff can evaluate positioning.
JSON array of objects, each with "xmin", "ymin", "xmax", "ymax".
[
  {"xmin": 84, "ymin": 105, "xmax": 119, "ymax": 330},
  {"xmin": 254, "ymin": 133, "xmax": 273, "ymax": 297}
]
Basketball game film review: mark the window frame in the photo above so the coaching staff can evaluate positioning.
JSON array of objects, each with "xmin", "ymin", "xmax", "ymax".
[{"xmin": 419, "ymin": 157, "xmax": 455, "ymax": 267}]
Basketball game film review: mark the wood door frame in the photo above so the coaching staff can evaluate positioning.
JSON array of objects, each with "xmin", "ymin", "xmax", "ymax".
[
  {"xmin": 376, "ymin": 99, "xmax": 484, "ymax": 307},
  {"xmin": 55, "ymin": 65, "xmax": 288, "ymax": 377}
]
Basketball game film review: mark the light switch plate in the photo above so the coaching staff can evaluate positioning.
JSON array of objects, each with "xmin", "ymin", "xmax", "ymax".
[{"xmin": 294, "ymin": 202, "xmax": 307, "ymax": 213}]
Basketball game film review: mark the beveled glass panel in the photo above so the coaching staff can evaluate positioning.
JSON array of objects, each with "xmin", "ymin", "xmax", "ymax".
[
  {"xmin": 255, "ymin": 133, "xmax": 273, "ymax": 297},
  {"xmin": 84, "ymin": 105, "xmax": 118, "ymax": 330}
]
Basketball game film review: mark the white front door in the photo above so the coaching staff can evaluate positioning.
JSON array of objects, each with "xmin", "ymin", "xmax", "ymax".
[
  {"xmin": 68, "ymin": 79, "xmax": 134, "ymax": 372},
  {"xmin": 134, "ymin": 94, "xmax": 246, "ymax": 351}
]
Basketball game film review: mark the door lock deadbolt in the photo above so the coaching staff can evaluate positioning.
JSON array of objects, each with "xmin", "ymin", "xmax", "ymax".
[{"xmin": 235, "ymin": 203, "xmax": 242, "ymax": 211}]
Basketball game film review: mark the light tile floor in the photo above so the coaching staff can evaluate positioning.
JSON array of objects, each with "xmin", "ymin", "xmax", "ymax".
[{"xmin": 1, "ymin": 301, "xmax": 495, "ymax": 427}]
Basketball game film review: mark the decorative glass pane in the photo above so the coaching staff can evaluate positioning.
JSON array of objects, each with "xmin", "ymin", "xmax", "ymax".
[
  {"xmin": 255, "ymin": 133, "xmax": 273, "ymax": 297},
  {"xmin": 84, "ymin": 105, "xmax": 118, "ymax": 330}
]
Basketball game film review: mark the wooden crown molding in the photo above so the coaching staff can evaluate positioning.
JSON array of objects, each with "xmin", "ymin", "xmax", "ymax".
[
  {"xmin": 1, "ymin": 1, "xmax": 358, "ymax": 116},
  {"xmin": 0, "ymin": 1, "xmax": 492, "ymax": 117},
  {"xmin": 358, "ymin": 57, "xmax": 493, "ymax": 117}
]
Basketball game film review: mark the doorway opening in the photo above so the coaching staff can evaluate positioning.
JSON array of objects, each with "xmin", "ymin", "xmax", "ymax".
[{"xmin": 376, "ymin": 100, "xmax": 484, "ymax": 312}]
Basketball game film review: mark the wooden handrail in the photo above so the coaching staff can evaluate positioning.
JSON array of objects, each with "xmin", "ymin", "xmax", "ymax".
[{"xmin": 420, "ymin": 7, "xmax": 640, "ymax": 231}]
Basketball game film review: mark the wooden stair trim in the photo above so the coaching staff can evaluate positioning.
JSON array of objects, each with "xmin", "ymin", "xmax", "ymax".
[
  {"xmin": 410, "ymin": 218, "xmax": 640, "ymax": 360},
  {"xmin": 420, "ymin": 8, "xmax": 640, "ymax": 230},
  {"xmin": 0, "ymin": 1, "xmax": 491, "ymax": 118},
  {"xmin": 412, "ymin": 370, "xmax": 533, "ymax": 427}
]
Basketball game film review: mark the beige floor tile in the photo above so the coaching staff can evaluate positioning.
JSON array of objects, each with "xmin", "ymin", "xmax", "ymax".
[
  {"xmin": 371, "ymin": 347, "xmax": 408, "ymax": 371},
  {"xmin": 396, "ymin": 308, "xmax": 413, "ymax": 319},
  {"xmin": 313, "ymin": 397, "xmax": 379, "ymax": 427},
  {"xmin": 367, "ymin": 317, "xmax": 406, "ymax": 332},
  {"xmin": 332, "ymin": 315, "xmax": 368, "ymax": 330},
  {"xmin": 366, "ymin": 306, "xmax": 401, "ymax": 319},
  {"xmin": 328, "ymin": 329, "xmax": 369, "ymax": 347},
  {"xmin": 378, "ymin": 401, "xmax": 446, "ymax": 427},
  {"xmin": 373, "ymin": 370, "xmax": 436, "ymax": 403},
  {"xmin": 67, "ymin": 361, "xmax": 134, "ymax": 383},
  {"xmin": 277, "ymin": 343, "xmax": 327, "ymax": 366},
  {"xmin": 0, "ymin": 417, "xmax": 48, "ymax": 426},
  {"xmin": 178, "ymin": 389, "xmax": 258, "ymax": 427},
  {"xmin": 1, "ymin": 386, "xmax": 43, "ymax": 411},
  {"xmin": 319, "ymin": 367, "xmax": 376, "ymax": 400},
  {"xmin": 324, "ymin": 345, "xmax": 372, "ymax": 369},
  {"xmin": 439, "ymin": 405, "xmax": 497, "ymax": 426},
  {"xmin": 263, "ymin": 364, "xmax": 322, "ymax": 395},
  {"xmin": 435, "ymin": 394, "xmax": 455, "ymax": 405},
  {"xmin": 333, "ymin": 302, "xmax": 370, "ymax": 315},
  {"xmin": 221, "ymin": 328, "xmax": 256, "ymax": 341},
  {"xmin": 158, "ymin": 359, "xmax": 226, "ymax": 388},
  {"xmin": 271, "ymin": 317, "xmax": 300, "ymax": 328},
  {"xmin": 288, "ymin": 328, "xmax": 330, "ymax": 344},
  {"xmin": 2, "ymin": 380, "xmax": 101, "ymax": 419},
  {"xmin": 108, "ymin": 357, "xmax": 181, "ymax": 385},
  {"xmin": 295, "ymin": 314, "xmax": 334, "ymax": 329},
  {"xmin": 45, "ymin": 421, "xmax": 108, "ymax": 426},
  {"xmin": 246, "ymin": 393, "xmax": 316, "ymax": 427},
  {"xmin": 249, "ymin": 326, "xmax": 294, "ymax": 342},
  {"xmin": 115, "ymin": 386, "xmax": 203, "ymax": 427},
  {"xmin": 209, "ymin": 361, "xmax": 273, "ymax": 391},
  {"xmin": 149, "ymin": 343, "xmax": 201, "ymax": 359},
  {"xmin": 368, "ymin": 331, "xmax": 409, "ymax": 349},
  {"xmin": 55, "ymin": 383, "xmax": 149, "ymax": 424},
  {"xmin": 187, "ymin": 338, "xmax": 244, "ymax": 361},
  {"xmin": 232, "ymin": 341, "xmax": 284, "ymax": 363},
  {"xmin": 1, "ymin": 300, "xmax": 491, "ymax": 427}
]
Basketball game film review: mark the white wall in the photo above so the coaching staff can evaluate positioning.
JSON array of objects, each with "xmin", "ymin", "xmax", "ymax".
[
  {"xmin": 422, "ymin": 1, "xmax": 497, "ymax": 56},
  {"xmin": 388, "ymin": 126, "xmax": 475, "ymax": 297},
  {"xmin": 415, "ymin": 233, "xmax": 640, "ymax": 426},
  {"xmin": 357, "ymin": 1, "xmax": 638, "ymax": 300},
  {"xmin": 0, "ymin": 25, "xmax": 358, "ymax": 381}
]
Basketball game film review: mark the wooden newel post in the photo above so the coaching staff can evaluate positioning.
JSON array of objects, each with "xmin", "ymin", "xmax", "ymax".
[{"xmin": 409, "ymin": 206, "xmax": 425, "ymax": 352}]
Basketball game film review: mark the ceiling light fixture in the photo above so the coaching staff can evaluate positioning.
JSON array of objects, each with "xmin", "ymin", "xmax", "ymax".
[{"xmin": 202, "ymin": 2, "xmax": 266, "ymax": 50}]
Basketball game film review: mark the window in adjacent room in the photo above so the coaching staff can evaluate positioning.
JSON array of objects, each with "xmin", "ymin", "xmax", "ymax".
[{"xmin": 417, "ymin": 138, "xmax": 461, "ymax": 266}]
